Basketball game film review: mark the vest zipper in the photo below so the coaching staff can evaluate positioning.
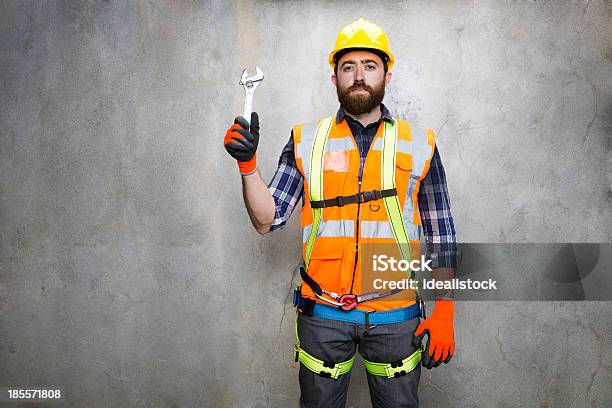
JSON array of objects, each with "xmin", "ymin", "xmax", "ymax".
[{"xmin": 349, "ymin": 164, "xmax": 364, "ymax": 294}]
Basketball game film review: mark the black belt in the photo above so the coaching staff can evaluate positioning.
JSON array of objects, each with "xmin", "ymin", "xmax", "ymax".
[{"xmin": 310, "ymin": 188, "xmax": 397, "ymax": 209}]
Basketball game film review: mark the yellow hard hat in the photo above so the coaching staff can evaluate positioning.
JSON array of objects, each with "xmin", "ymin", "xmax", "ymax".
[{"xmin": 329, "ymin": 18, "xmax": 395, "ymax": 71}]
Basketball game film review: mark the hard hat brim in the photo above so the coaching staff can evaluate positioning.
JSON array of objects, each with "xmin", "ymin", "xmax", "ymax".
[{"xmin": 329, "ymin": 46, "xmax": 395, "ymax": 70}]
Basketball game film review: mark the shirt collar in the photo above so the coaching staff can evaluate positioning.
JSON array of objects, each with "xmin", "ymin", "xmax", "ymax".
[{"xmin": 335, "ymin": 103, "xmax": 395, "ymax": 126}]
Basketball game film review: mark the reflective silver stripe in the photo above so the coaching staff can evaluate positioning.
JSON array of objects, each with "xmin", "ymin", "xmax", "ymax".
[
  {"xmin": 402, "ymin": 125, "xmax": 434, "ymax": 231},
  {"xmin": 325, "ymin": 137, "xmax": 355, "ymax": 152},
  {"xmin": 397, "ymin": 139, "xmax": 411, "ymax": 154},
  {"xmin": 371, "ymin": 138, "xmax": 382, "ymax": 151},
  {"xmin": 360, "ymin": 221, "xmax": 394, "ymax": 239},
  {"xmin": 359, "ymin": 220, "xmax": 421, "ymax": 241},
  {"xmin": 405, "ymin": 222, "xmax": 422, "ymax": 241},
  {"xmin": 319, "ymin": 220, "xmax": 355, "ymax": 238},
  {"xmin": 371, "ymin": 138, "xmax": 410, "ymax": 154},
  {"xmin": 302, "ymin": 220, "xmax": 355, "ymax": 243},
  {"xmin": 403, "ymin": 177, "xmax": 418, "ymax": 227},
  {"xmin": 408, "ymin": 127, "xmax": 431, "ymax": 178},
  {"xmin": 295, "ymin": 122, "xmax": 318, "ymax": 185}
]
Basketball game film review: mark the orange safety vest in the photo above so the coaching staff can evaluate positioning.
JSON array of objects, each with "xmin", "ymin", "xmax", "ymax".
[{"xmin": 293, "ymin": 113, "xmax": 436, "ymax": 312}]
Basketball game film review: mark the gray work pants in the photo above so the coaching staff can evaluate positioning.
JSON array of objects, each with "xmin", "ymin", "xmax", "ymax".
[{"xmin": 297, "ymin": 311, "xmax": 422, "ymax": 408}]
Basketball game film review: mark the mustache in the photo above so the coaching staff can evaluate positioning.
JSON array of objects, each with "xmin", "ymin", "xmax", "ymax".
[{"xmin": 347, "ymin": 82, "xmax": 373, "ymax": 92}]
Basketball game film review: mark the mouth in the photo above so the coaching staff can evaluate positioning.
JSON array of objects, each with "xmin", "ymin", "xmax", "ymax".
[{"xmin": 350, "ymin": 88, "xmax": 369, "ymax": 94}]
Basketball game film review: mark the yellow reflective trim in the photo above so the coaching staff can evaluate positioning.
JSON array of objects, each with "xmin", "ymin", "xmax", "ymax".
[
  {"xmin": 381, "ymin": 121, "xmax": 420, "ymax": 297},
  {"xmin": 381, "ymin": 120, "xmax": 411, "ymax": 262},
  {"xmin": 304, "ymin": 115, "xmax": 335, "ymax": 269}
]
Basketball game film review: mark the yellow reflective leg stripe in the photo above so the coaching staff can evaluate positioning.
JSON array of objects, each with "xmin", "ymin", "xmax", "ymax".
[
  {"xmin": 362, "ymin": 347, "xmax": 423, "ymax": 378},
  {"xmin": 304, "ymin": 115, "xmax": 334, "ymax": 269},
  {"xmin": 294, "ymin": 309, "xmax": 355, "ymax": 379},
  {"xmin": 294, "ymin": 346, "xmax": 356, "ymax": 379}
]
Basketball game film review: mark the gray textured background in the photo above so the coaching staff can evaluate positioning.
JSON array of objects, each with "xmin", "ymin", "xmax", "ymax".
[{"xmin": 1, "ymin": 1, "xmax": 611, "ymax": 407}]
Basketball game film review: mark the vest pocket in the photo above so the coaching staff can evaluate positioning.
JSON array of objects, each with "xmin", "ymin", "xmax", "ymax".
[
  {"xmin": 395, "ymin": 156, "xmax": 413, "ymax": 190},
  {"xmin": 396, "ymin": 155, "xmax": 413, "ymax": 173},
  {"xmin": 308, "ymin": 245, "xmax": 343, "ymax": 292}
]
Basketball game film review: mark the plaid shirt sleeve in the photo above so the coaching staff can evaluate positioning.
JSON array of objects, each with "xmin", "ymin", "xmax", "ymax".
[
  {"xmin": 418, "ymin": 146, "xmax": 462, "ymax": 269},
  {"xmin": 267, "ymin": 132, "xmax": 304, "ymax": 232}
]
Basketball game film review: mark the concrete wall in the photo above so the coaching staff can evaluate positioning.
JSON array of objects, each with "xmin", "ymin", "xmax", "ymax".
[{"xmin": 1, "ymin": 1, "xmax": 611, "ymax": 407}]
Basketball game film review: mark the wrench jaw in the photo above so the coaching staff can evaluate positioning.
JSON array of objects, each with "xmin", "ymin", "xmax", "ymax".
[
  {"xmin": 240, "ymin": 69, "xmax": 250, "ymax": 87},
  {"xmin": 255, "ymin": 66, "xmax": 263, "ymax": 79},
  {"xmin": 239, "ymin": 66, "xmax": 264, "ymax": 90},
  {"xmin": 239, "ymin": 67, "xmax": 264, "ymax": 123}
]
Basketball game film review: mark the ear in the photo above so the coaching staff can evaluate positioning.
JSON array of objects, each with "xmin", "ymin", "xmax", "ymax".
[
  {"xmin": 331, "ymin": 74, "xmax": 337, "ymax": 87},
  {"xmin": 384, "ymin": 71, "xmax": 392, "ymax": 86}
]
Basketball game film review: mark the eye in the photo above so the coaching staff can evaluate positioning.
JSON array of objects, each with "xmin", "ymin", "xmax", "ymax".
[
  {"xmin": 343, "ymin": 65, "xmax": 354, "ymax": 72},
  {"xmin": 365, "ymin": 64, "xmax": 376, "ymax": 71}
]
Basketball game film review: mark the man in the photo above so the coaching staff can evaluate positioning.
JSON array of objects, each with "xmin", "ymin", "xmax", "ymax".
[{"xmin": 224, "ymin": 19, "xmax": 460, "ymax": 408}]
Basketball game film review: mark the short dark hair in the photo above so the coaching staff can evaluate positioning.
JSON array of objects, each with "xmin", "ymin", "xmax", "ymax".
[{"xmin": 333, "ymin": 48, "xmax": 389, "ymax": 75}]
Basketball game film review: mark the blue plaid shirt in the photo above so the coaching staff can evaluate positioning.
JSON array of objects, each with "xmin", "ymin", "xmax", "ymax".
[{"xmin": 267, "ymin": 104, "xmax": 460, "ymax": 269}]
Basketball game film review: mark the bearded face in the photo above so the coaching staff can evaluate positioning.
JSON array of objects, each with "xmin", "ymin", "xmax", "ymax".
[
  {"xmin": 333, "ymin": 50, "xmax": 388, "ymax": 116},
  {"xmin": 336, "ymin": 78, "xmax": 386, "ymax": 116}
]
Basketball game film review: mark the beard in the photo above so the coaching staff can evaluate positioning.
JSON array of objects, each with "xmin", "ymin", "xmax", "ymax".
[{"xmin": 336, "ymin": 79, "xmax": 385, "ymax": 115}]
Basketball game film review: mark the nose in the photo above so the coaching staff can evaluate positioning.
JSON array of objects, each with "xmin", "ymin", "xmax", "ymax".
[{"xmin": 354, "ymin": 64, "xmax": 365, "ymax": 81}]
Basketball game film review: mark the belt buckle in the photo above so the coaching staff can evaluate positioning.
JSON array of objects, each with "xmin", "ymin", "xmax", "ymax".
[
  {"xmin": 364, "ymin": 311, "xmax": 377, "ymax": 330},
  {"xmin": 361, "ymin": 190, "xmax": 375, "ymax": 203}
]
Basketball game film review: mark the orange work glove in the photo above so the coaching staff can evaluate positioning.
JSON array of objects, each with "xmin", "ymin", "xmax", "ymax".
[
  {"xmin": 223, "ymin": 112, "xmax": 259, "ymax": 175},
  {"xmin": 412, "ymin": 299, "xmax": 455, "ymax": 369}
]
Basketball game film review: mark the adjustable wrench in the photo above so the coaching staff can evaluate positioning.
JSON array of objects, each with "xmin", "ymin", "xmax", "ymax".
[{"xmin": 239, "ymin": 67, "xmax": 264, "ymax": 125}]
